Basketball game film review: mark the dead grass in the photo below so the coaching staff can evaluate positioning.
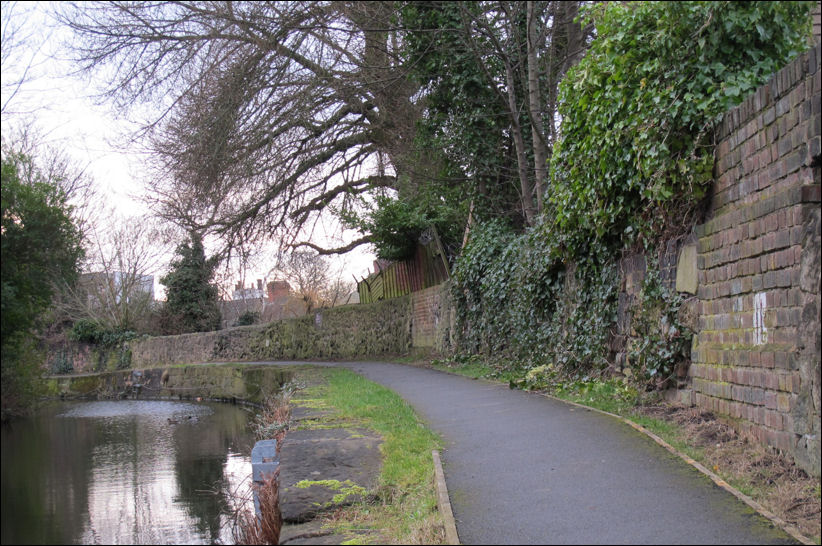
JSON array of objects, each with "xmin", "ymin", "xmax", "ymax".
[
  {"xmin": 638, "ymin": 402, "xmax": 821, "ymax": 541},
  {"xmin": 235, "ymin": 470, "xmax": 284, "ymax": 545},
  {"xmin": 252, "ymin": 382, "xmax": 302, "ymax": 449},
  {"xmin": 228, "ymin": 383, "xmax": 301, "ymax": 544}
]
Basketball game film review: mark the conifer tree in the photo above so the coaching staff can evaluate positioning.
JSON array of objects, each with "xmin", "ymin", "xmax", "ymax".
[{"xmin": 160, "ymin": 233, "xmax": 221, "ymax": 333}]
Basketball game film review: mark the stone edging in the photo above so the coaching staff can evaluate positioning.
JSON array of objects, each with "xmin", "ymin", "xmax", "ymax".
[
  {"xmin": 536, "ymin": 391, "xmax": 816, "ymax": 546},
  {"xmin": 432, "ymin": 450, "xmax": 460, "ymax": 545}
]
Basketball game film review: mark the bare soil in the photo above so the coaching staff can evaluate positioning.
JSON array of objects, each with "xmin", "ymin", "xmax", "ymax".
[{"xmin": 637, "ymin": 402, "xmax": 821, "ymax": 541}]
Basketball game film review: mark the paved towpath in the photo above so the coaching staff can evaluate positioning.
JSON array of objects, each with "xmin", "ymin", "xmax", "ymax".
[{"xmin": 255, "ymin": 360, "xmax": 795, "ymax": 545}]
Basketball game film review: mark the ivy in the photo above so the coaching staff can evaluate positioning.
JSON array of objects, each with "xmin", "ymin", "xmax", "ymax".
[
  {"xmin": 549, "ymin": 1, "xmax": 812, "ymax": 256},
  {"xmin": 160, "ymin": 232, "xmax": 221, "ymax": 334},
  {"xmin": 626, "ymin": 258, "xmax": 694, "ymax": 390},
  {"xmin": 446, "ymin": 2, "xmax": 811, "ymax": 395},
  {"xmin": 68, "ymin": 318, "xmax": 138, "ymax": 347},
  {"xmin": 452, "ymin": 221, "xmax": 618, "ymax": 376}
]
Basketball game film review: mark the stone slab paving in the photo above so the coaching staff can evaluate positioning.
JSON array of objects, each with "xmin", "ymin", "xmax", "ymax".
[
  {"xmin": 278, "ymin": 428, "xmax": 382, "ymax": 523},
  {"xmin": 276, "ymin": 390, "xmax": 384, "ymax": 546}
]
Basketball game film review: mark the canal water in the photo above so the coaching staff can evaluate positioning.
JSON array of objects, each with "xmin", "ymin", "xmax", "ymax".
[{"xmin": 1, "ymin": 400, "xmax": 258, "ymax": 545}]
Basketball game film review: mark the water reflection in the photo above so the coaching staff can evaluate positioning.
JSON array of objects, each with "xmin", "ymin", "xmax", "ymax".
[{"xmin": 1, "ymin": 400, "xmax": 256, "ymax": 545}]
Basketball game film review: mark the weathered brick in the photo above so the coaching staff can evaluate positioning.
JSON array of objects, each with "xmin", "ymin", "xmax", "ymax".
[
  {"xmin": 777, "ymin": 392, "xmax": 792, "ymax": 413},
  {"xmin": 765, "ymin": 410, "xmax": 783, "ymax": 429}
]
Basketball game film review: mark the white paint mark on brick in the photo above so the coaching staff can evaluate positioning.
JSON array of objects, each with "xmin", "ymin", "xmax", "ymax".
[{"xmin": 754, "ymin": 292, "xmax": 768, "ymax": 345}]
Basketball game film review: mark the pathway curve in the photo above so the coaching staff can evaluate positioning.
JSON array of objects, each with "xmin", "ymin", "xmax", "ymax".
[{"xmin": 256, "ymin": 361, "xmax": 795, "ymax": 545}]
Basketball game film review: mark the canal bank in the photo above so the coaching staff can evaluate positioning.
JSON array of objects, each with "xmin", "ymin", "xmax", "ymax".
[
  {"xmin": 45, "ymin": 363, "xmax": 295, "ymax": 406},
  {"xmin": 35, "ymin": 363, "xmax": 447, "ymax": 545}
]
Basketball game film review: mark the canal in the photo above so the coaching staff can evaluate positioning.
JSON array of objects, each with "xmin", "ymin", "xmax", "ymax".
[{"xmin": 1, "ymin": 400, "xmax": 257, "ymax": 545}]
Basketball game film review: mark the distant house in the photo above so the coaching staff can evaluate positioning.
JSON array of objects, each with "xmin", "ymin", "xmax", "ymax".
[
  {"xmin": 220, "ymin": 279, "xmax": 306, "ymax": 328},
  {"xmin": 232, "ymin": 278, "xmax": 266, "ymax": 300}
]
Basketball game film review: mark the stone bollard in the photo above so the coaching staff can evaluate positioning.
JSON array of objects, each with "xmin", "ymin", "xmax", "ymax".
[{"xmin": 251, "ymin": 439, "xmax": 279, "ymax": 518}]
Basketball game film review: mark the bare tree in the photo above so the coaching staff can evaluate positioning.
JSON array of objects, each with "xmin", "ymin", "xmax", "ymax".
[
  {"xmin": 271, "ymin": 251, "xmax": 354, "ymax": 313},
  {"xmin": 57, "ymin": 213, "xmax": 169, "ymax": 332},
  {"xmin": 1, "ymin": 1, "xmax": 47, "ymax": 117},
  {"xmin": 57, "ymin": 1, "xmax": 423, "ymax": 259}
]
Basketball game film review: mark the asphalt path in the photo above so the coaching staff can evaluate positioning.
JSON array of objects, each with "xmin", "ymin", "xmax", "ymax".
[{"xmin": 255, "ymin": 360, "xmax": 796, "ymax": 545}]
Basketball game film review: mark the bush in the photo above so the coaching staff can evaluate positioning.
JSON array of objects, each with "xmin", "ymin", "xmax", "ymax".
[
  {"xmin": 69, "ymin": 318, "xmax": 137, "ymax": 347},
  {"xmin": 234, "ymin": 311, "xmax": 260, "ymax": 327},
  {"xmin": 68, "ymin": 318, "xmax": 105, "ymax": 344}
]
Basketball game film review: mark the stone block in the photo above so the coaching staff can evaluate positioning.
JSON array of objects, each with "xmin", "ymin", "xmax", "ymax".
[{"xmin": 675, "ymin": 243, "xmax": 698, "ymax": 294}]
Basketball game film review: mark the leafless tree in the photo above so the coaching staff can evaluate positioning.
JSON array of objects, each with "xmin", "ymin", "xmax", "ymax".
[
  {"xmin": 1, "ymin": 1, "xmax": 47, "ymax": 117},
  {"xmin": 57, "ymin": 213, "xmax": 170, "ymax": 332},
  {"xmin": 271, "ymin": 251, "xmax": 354, "ymax": 313},
  {"xmin": 57, "ymin": 1, "xmax": 423, "ymax": 259}
]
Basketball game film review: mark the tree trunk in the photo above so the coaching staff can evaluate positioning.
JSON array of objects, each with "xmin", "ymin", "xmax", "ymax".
[
  {"xmin": 526, "ymin": 0, "xmax": 548, "ymax": 215},
  {"xmin": 505, "ymin": 58, "xmax": 536, "ymax": 227}
]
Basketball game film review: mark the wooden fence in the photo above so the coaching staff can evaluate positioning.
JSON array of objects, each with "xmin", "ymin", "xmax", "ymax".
[{"xmin": 357, "ymin": 227, "xmax": 451, "ymax": 303}]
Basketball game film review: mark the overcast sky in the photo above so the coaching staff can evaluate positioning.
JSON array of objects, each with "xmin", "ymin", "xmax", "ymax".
[{"xmin": 1, "ymin": 1, "xmax": 376, "ymax": 296}]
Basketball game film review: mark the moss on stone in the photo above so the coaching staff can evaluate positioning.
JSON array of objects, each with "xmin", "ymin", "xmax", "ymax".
[{"xmin": 70, "ymin": 375, "xmax": 102, "ymax": 395}]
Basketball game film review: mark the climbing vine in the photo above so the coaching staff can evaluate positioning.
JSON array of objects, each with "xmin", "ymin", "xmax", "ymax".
[
  {"xmin": 452, "ymin": 221, "xmax": 618, "ymax": 376},
  {"xmin": 627, "ymin": 258, "xmax": 694, "ymax": 390},
  {"xmin": 549, "ymin": 1, "xmax": 813, "ymax": 256},
  {"xmin": 68, "ymin": 319, "xmax": 139, "ymax": 371}
]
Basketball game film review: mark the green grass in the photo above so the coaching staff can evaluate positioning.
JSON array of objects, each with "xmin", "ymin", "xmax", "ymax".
[{"xmin": 299, "ymin": 367, "xmax": 445, "ymax": 544}]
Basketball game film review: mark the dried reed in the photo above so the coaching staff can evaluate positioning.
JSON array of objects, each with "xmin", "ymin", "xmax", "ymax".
[{"xmin": 234, "ymin": 469, "xmax": 283, "ymax": 545}]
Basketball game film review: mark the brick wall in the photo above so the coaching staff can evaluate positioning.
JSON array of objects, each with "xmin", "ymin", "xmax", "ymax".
[{"xmin": 690, "ymin": 42, "xmax": 821, "ymax": 475}]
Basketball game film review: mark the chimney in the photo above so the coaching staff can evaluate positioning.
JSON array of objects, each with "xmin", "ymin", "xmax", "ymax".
[{"xmin": 267, "ymin": 281, "xmax": 290, "ymax": 302}]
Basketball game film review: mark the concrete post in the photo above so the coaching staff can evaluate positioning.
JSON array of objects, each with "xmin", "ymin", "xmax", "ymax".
[{"xmin": 251, "ymin": 439, "xmax": 279, "ymax": 518}]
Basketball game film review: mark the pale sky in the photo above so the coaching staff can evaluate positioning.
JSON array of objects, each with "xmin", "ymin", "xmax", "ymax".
[{"xmin": 1, "ymin": 2, "xmax": 377, "ymax": 298}]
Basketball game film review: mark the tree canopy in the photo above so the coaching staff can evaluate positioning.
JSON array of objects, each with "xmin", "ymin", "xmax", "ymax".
[
  {"xmin": 60, "ymin": 1, "xmax": 419, "ymax": 257},
  {"xmin": 59, "ymin": 1, "xmax": 814, "ymax": 264},
  {"xmin": 1, "ymin": 148, "xmax": 85, "ymax": 417},
  {"xmin": 59, "ymin": 1, "xmax": 594, "ymax": 259}
]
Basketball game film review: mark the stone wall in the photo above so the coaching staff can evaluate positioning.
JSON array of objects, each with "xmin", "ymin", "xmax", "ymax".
[
  {"xmin": 48, "ymin": 364, "xmax": 294, "ymax": 405},
  {"xmin": 130, "ymin": 296, "xmax": 413, "ymax": 368},
  {"xmin": 45, "ymin": 340, "xmax": 132, "ymax": 375},
  {"xmin": 606, "ymin": 43, "xmax": 820, "ymax": 476},
  {"xmin": 53, "ymin": 283, "xmax": 457, "ymax": 375},
  {"xmin": 410, "ymin": 282, "xmax": 455, "ymax": 354},
  {"xmin": 689, "ymin": 43, "xmax": 821, "ymax": 475}
]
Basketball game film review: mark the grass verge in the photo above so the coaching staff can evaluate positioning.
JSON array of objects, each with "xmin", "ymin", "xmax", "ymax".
[{"xmin": 292, "ymin": 367, "xmax": 445, "ymax": 545}]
